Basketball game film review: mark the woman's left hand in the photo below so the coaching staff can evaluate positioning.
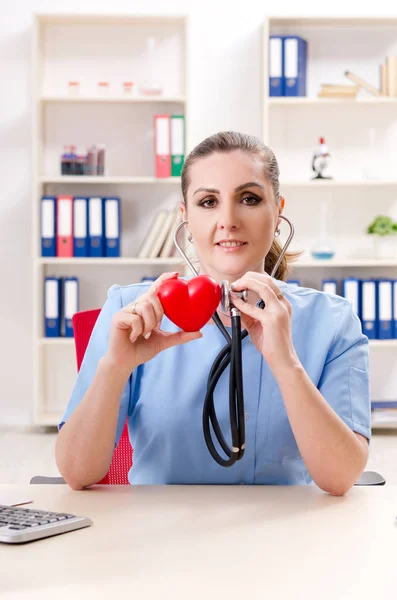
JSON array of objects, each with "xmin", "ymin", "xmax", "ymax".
[{"xmin": 230, "ymin": 272, "xmax": 298, "ymax": 371}]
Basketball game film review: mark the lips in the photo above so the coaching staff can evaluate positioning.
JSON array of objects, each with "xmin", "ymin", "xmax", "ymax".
[{"xmin": 216, "ymin": 241, "xmax": 247, "ymax": 246}]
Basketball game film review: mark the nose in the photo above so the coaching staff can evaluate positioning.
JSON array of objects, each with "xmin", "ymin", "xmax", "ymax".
[{"xmin": 217, "ymin": 200, "xmax": 240, "ymax": 231}]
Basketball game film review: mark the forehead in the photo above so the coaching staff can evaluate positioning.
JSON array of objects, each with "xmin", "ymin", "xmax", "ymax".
[{"xmin": 188, "ymin": 150, "xmax": 266, "ymax": 190}]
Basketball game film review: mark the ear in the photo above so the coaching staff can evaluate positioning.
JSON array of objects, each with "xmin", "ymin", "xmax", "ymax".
[
  {"xmin": 179, "ymin": 202, "xmax": 187, "ymax": 222},
  {"xmin": 277, "ymin": 196, "xmax": 285, "ymax": 227}
]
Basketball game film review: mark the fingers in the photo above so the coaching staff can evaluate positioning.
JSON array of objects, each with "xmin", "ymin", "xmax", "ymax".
[
  {"xmin": 232, "ymin": 271, "xmax": 281, "ymax": 298},
  {"xmin": 130, "ymin": 300, "xmax": 157, "ymax": 339},
  {"xmin": 230, "ymin": 293, "xmax": 264, "ymax": 320},
  {"xmin": 150, "ymin": 271, "xmax": 179, "ymax": 293},
  {"xmin": 233, "ymin": 277, "xmax": 280, "ymax": 307},
  {"xmin": 160, "ymin": 330, "xmax": 203, "ymax": 350},
  {"xmin": 112, "ymin": 311, "xmax": 144, "ymax": 342},
  {"xmin": 122, "ymin": 271, "xmax": 179, "ymax": 336}
]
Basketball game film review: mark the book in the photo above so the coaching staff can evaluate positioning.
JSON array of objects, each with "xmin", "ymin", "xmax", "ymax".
[
  {"xmin": 386, "ymin": 56, "xmax": 397, "ymax": 96},
  {"xmin": 269, "ymin": 36, "xmax": 284, "ymax": 96},
  {"xmin": 171, "ymin": 116, "xmax": 185, "ymax": 177},
  {"xmin": 148, "ymin": 206, "xmax": 178, "ymax": 258},
  {"xmin": 284, "ymin": 36, "xmax": 308, "ymax": 97},
  {"xmin": 380, "ymin": 63, "xmax": 388, "ymax": 96},
  {"xmin": 137, "ymin": 210, "xmax": 168, "ymax": 258},
  {"xmin": 344, "ymin": 71, "xmax": 381, "ymax": 97},
  {"xmin": 159, "ymin": 207, "xmax": 183, "ymax": 258},
  {"xmin": 317, "ymin": 84, "xmax": 359, "ymax": 98}
]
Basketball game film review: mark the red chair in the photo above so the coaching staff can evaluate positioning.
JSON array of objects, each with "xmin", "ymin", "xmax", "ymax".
[{"xmin": 71, "ymin": 309, "xmax": 133, "ymax": 485}]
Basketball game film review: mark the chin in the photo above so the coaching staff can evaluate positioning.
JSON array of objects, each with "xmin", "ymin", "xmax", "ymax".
[{"xmin": 211, "ymin": 260, "xmax": 255, "ymax": 279}]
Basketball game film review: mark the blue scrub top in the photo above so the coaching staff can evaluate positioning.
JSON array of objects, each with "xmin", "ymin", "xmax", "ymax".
[{"xmin": 58, "ymin": 279, "xmax": 371, "ymax": 486}]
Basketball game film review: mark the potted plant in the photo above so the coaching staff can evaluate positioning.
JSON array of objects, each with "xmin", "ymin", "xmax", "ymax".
[{"xmin": 366, "ymin": 215, "xmax": 397, "ymax": 259}]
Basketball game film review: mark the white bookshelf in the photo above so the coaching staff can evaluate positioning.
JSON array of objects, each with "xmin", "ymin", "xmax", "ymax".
[
  {"xmin": 40, "ymin": 176, "xmax": 181, "ymax": 184},
  {"xmin": 38, "ymin": 258, "xmax": 185, "ymax": 266},
  {"xmin": 263, "ymin": 16, "xmax": 397, "ymax": 423},
  {"xmin": 41, "ymin": 96, "xmax": 187, "ymax": 104},
  {"xmin": 269, "ymin": 97, "xmax": 397, "ymax": 106},
  {"xmin": 32, "ymin": 13, "xmax": 190, "ymax": 426}
]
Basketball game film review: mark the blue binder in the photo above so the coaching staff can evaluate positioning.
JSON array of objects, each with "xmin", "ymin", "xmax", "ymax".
[
  {"xmin": 269, "ymin": 36, "xmax": 284, "ymax": 96},
  {"xmin": 41, "ymin": 196, "xmax": 56, "ymax": 257},
  {"xmin": 73, "ymin": 198, "xmax": 89, "ymax": 257},
  {"xmin": 62, "ymin": 277, "xmax": 79, "ymax": 337},
  {"xmin": 104, "ymin": 197, "xmax": 121, "ymax": 257},
  {"xmin": 377, "ymin": 280, "xmax": 393, "ymax": 339},
  {"xmin": 361, "ymin": 280, "xmax": 378, "ymax": 339},
  {"xmin": 44, "ymin": 277, "xmax": 61, "ymax": 337},
  {"xmin": 342, "ymin": 278, "xmax": 361, "ymax": 318},
  {"xmin": 322, "ymin": 279, "xmax": 338, "ymax": 295},
  {"xmin": 88, "ymin": 197, "xmax": 104, "ymax": 257},
  {"xmin": 393, "ymin": 281, "xmax": 397, "ymax": 339},
  {"xmin": 284, "ymin": 36, "xmax": 308, "ymax": 97}
]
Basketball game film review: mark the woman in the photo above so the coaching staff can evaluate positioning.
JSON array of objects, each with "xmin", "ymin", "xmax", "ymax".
[{"xmin": 55, "ymin": 131, "xmax": 370, "ymax": 494}]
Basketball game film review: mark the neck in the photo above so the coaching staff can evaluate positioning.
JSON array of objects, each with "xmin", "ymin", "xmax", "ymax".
[
  {"xmin": 197, "ymin": 262, "xmax": 266, "ymax": 287},
  {"xmin": 197, "ymin": 262, "xmax": 265, "ymax": 323}
]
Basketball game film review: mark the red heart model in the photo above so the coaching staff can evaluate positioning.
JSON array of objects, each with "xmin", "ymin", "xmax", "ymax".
[{"xmin": 157, "ymin": 275, "xmax": 221, "ymax": 332}]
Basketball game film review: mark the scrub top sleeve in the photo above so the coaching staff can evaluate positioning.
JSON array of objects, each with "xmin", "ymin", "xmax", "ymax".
[
  {"xmin": 317, "ymin": 301, "xmax": 371, "ymax": 442},
  {"xmin": 57, "ymin": 284, "xmax": 132, "ymax": 449}
]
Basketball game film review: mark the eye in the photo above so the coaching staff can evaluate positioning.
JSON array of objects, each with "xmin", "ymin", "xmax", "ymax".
[
  {"xmin": 241, "ymin": 195, "xmax": 262, "ymax": 205},
  {"xmin": 197, "ymin": 197, "xmax": 217, "ymax": 208}
]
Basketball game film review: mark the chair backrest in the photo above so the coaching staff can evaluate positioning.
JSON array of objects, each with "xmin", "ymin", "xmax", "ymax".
[{"xmin": 71, "ymin": 309, "xmax": 133, "ymax": 485}]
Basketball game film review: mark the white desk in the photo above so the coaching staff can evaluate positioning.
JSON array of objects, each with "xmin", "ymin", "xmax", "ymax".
[{"xmin": 0, "ymin": 484, "xmax": 396, "ymax": 599}]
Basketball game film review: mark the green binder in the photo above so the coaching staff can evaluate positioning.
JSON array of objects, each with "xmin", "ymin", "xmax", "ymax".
[{"xmin": 171, "ymin": 115, "xmax": 185, "ymax": 177}]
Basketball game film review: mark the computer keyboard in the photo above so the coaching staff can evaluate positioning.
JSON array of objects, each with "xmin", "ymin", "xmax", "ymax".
[{"xmin": 0, "ymin": 504, "xmax": 93, "ymax": 544}]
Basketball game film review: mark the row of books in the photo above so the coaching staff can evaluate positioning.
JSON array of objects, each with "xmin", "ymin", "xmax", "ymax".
[
  {"xmin": 289, "ymin": 278, "xmax": 397, "ymax": 340},
  {"xmin": 44, "ymin": 277, "xmax": 79, "ymax": 337},
  {"xmin": 138, "ymin": 205, "xmax": 182, "ymax": 259},
  {"xmin": 41, "ymin": 196, "xmax": 120, "ymax": 258},
  {"xmin": 154, "ymin": 115, "xmax": 185, "ymax": 178},
  {"xmin": 269, "ymin": 35, "xmax": 307, "ymax": 97},
  {"xmin": 379, "ymin": 57, "xmax": 397, "ymax": 96}
]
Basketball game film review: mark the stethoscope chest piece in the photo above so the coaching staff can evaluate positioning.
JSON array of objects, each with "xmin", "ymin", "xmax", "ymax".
[{"xmin": 220, "ymin": 280, "xmax": 248, "ymax": 313}]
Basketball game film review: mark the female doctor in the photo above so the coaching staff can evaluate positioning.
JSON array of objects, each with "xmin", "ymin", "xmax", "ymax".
[{"xmin": 55, "ymin": 131, "xmax": 370, "ymax": 494}]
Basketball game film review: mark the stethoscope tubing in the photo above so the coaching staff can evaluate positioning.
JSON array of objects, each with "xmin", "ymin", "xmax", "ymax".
[{"xmin": 174, "ymin": 216, "xmax": 295, "ymax": 466}]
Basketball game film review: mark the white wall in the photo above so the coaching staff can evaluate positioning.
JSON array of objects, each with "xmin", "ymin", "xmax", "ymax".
[{"xmin": 1, "ymin": 0, "xmax": 397, "ymax": 427}]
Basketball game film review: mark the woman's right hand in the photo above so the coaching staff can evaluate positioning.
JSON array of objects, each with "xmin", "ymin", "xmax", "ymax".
[{"xmin": 103, "ymin": 272, "xmax": 203, "ymax": 373}]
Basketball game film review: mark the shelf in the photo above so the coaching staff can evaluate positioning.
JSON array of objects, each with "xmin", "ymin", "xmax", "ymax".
[
  {"xmin": 40, "ymin": 176, "xmax": 181, "ymax": 185},
  {"xmin": 371, "ymin": 410, "xmax": 397, "ymax": 429},
  {"xmin": 35, "ymin": 412, "xmax": 63, "ymax": 427},
  {"xmin": 38, "ymin": 257, "xmax": 184, "ymax": 266},
  {"xmin": 269, "ymin": 16, "xmax": 397, "ymax": 27},
  {"xmin": 269, "ymin": 97, "xmax": 397, "ymax": 106},
  {"xmin": 38, "ymin": 337, "xmax": 74, "ymax": 346},
  {"xmin": 370, "ymin": 340, "xmax": 397, "ymax": 348},
  {"xmin": 280, "ymin": 180, "xmax": 397, "ymax": 187},
  {"xmin": 293, "ymin": 258, "xmax": 397, "ymax": 268},
  {"xmin": 41, "ymin": 96, "xmax": 187, "ymax": 104},
  {"xmin": 36, "ymin": 13, "xmax": 187, "ymax": 26}
]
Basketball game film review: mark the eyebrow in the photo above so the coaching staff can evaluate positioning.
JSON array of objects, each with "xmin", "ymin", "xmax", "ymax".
[{"xmin": 193, "ymin": 181, "xmax": 265, "ymax": 196}]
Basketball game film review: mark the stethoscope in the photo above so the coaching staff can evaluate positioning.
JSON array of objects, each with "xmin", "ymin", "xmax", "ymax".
[{"xmin": 173, "ymin": 215, "xmax": 295, "ymax": 467}]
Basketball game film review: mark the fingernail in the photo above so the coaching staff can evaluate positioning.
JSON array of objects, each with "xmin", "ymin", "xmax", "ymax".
[{"xmin": 144, "ymin": 332, "xmax": 152, "ymax": 339}]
